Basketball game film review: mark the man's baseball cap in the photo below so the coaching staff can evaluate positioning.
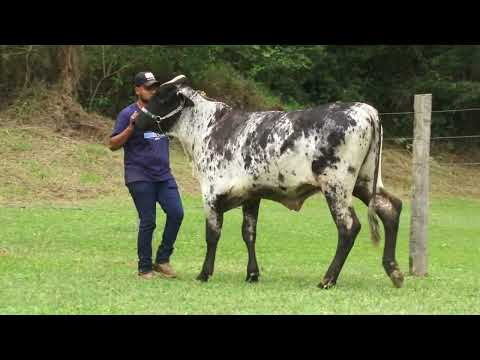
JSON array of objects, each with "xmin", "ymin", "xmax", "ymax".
[{"xmin": 134, "ymin": 72, "xmax": 160, "ymax": 88}]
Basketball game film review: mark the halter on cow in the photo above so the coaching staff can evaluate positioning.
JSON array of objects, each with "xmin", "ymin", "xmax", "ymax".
[{"xmin": 135, "ymin": 75, "xmax": 404, "ymax": 289}]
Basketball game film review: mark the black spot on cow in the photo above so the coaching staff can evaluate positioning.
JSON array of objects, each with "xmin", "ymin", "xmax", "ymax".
[
  {"xmin": 208, "ymin": 110, "xmax": 250, "ymax": 154},
  {"xmin": 279, "ymin": 186, "xmax": 287, "ymax": 191},
  {"xmin": 312, "ymin": 158, "xmax": 328, "ymax": 175},
  {"xmin": 277, "ymin": 103, "xmax": 359, "ymax": 156},
  {"xmin": 292, "ymin": 170, "xmax": 297, "ymax": 176},
  {"xmin": 330, "ymin": 184, "xmax": 338, "ymax": 195},
  {"xmin": 327, "ymin": 132, "xmax": 344, "ymax": 148},
  {"xmin": 311, "ymin": 145, "xmax": 340, "ymax": 175},
  {"xmin": 295, "ymin": 184, "xmax": 320, "ymax": 198},
  {"xmin": 258, "ymin": 130, "xmax": 270, "ymax": 149},
  {"xmin": 280, "ymin": 136, "xmax": 296, "ymax": 155},
  {"xmin": 244, "ymin": 135, "xmax": 252, "ymax": 148},
  {"xmin": 329, "ymin": 111, "xmax": 357, "ymax": 130},
  {"xmin": 244, "ymin": 154, "xmax": 252, "ymax": 169},
  {"xmin": 348, "ymin": 166, "xmax": 356, "ymax": 174},
  {"xmin": 278, "ymin": 173, "xmax": 285, "ymax": 183},
  {"xmin": 215, "ymin": 192, "xmax": 244, "ymax": 212},
  {"xmin": 250, "ymin": 112, "xmax": 284, "ymax": 150},
  {"xmin": 249, "ymin": 187, "xmax": 278, "ymax": 201}
]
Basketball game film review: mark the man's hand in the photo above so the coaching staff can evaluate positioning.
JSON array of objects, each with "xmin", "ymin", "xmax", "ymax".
[
  {"xmin": 109, "ymin": 111, "xmax": 138, "ymax": 151},
  {"xmin": 128, "ymin": 111, "xmax": 139, "ymax": 129}
]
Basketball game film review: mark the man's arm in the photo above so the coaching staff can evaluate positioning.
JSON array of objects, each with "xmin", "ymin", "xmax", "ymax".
[{"xmin": 108, "ymin": 111, "xmax": 138, "ymax": 151}]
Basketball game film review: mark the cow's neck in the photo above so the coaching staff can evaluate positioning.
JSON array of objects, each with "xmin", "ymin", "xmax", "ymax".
[{"xmin": 168, "ymin": 95, "xmax": 230, "ymax": 162}]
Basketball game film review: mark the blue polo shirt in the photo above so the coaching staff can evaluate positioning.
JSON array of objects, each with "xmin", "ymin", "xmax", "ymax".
[{"xmin": 111, "ymin": 103, "xmax": 173, "ymax": 185}]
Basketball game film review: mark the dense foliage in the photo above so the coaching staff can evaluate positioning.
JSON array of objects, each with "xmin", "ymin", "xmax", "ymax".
[{"xmin": 1, "ymin": 45, "xmax": 479, "ymax": 137}]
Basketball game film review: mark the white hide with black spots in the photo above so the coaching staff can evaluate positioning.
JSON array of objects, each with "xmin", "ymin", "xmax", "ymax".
[
  {"xmin": 167, "ymin": 86, "xmax": 383, "ymax": 234},
  {"xmin": 133, "ymin": 75, "xmax": 406, "ymax": 288}
]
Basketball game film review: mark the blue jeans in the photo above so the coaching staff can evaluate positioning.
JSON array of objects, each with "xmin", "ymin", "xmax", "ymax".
[{"xmin": 127, "ymin": 179, "xmax": 184, "ymax": 273}]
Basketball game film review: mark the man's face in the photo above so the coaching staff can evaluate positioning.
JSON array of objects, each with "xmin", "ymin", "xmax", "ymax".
[{"xmin": 135, "ymin": 84, "xmax": 158, "ymax": 103}]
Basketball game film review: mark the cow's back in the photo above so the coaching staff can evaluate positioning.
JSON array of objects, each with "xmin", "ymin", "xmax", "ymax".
[{"xmin": 200, "ymin": 101, "xmax": 377, "ymax": 210}]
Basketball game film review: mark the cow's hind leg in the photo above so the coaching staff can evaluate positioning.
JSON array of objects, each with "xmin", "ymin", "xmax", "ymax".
[
  {"xmin": 353, "ymin": 184, "xmax": 404, "ymax": 288},
  {"xmin": 319, "ymin": 185, "xmax": 361, "ymax": 289},
  {"xmin": 197, "ymin": 208, "xmax": 224, "ymax": 282},
  {"xmin": 242, "ymin": 199, "xmax": 261, "ymax": 282}
]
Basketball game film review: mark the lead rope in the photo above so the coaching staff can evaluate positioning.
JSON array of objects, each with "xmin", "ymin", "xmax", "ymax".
[{"xmin": 140, "ymin": 99, "xmax": 197, "ymax": 176}]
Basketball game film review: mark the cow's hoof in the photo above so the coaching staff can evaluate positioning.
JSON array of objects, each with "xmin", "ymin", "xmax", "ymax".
[
  {"xmin": 318, "ymin": 278, "xmax": 336, "ymax": 289},
  {"xmin": 390, "ymin": 269, "xmax": 404, "ymax": 288},
  {"xmin": 196, "ymin": 272, "xmax": 210, "ymax": 282},
  {"xmin": 246, "ymin": 273, "xmax": 259, "ymax": 282}
]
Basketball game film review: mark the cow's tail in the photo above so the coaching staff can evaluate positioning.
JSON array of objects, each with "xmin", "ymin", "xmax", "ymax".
[{"xmin": 367, "ymin": 109, "xmax": 382, "ymax": 247}]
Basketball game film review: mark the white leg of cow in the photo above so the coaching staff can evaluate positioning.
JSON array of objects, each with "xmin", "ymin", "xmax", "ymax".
[
  {"xmin": 319, "ymin": 185, "xmax": 361, "ymax": 289},
  {"xmin": 196, "ymin": 208, "xmax": 224, "ymax": 282},
  {"xmin": 242, "ymin": 199, "xmax": 261, "ymax": 282}
]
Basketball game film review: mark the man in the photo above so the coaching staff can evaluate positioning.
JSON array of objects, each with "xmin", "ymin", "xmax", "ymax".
[{"xmin": 109, "ymin": 71, "xmax": 184, "ymax": 280}]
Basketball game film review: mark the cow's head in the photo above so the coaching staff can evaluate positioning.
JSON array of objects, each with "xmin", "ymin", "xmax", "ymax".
[{"xmin": 135, "ymin": 75, "xmax": 195, "ymax": 133}]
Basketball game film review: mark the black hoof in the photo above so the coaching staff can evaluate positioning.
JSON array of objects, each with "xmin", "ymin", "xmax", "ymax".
[
  {"xmin": 196, "ymin": 272, "xmax": 210, "ymax": 282},
  {"xmin": 390, "ymin": 269, "xmax": 404, "ymax": 288},
  {"xmin": 318, "ymin": 278, "xmax": 336, "ymax": 289},
  {"xmin": 384, "ymin": 261, "xmax": 404, "ymax": 288},
  {"xmin": 246, "ymin": 273, "xmax": 259, "ymax": 282}
]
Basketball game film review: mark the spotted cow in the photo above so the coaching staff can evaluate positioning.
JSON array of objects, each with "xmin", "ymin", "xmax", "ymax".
[{"xmin": 135, "ymin": 75, "xmax": 404, "ymax": 289}]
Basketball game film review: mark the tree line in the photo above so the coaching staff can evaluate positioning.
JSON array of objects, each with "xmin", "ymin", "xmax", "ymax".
[{"xmin": 1, "ymin": 45, "xmax": 479, "ymax": 137}]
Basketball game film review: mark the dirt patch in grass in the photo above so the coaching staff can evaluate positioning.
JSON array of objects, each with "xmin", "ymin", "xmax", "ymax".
[{"xmin": 0, "ymin": 83, "xmax": 112, "ymax": 142}]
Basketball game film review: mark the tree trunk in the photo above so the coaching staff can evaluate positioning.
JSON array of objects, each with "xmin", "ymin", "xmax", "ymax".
[{"xmin": 57, "ymin": 45, "xmax": 80, "ymax": 98}]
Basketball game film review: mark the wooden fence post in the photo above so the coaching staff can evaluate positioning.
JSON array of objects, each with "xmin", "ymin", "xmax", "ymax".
[{"xmin": 409, "ymin": 94, "xmax": 432, "ymax": 276}]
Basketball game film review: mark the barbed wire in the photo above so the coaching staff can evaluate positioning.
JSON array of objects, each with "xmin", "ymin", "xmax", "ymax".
[
  {"xmin": 438, "ymin": 162, "xmax": 480, "ymax": 166},
  {"xmin": 384, "ymin": 134, "xmax": 480, "ymax": 141},
  {"xmin": 379, "ymin": 107, "xmax": 480, "ymax": 116}
]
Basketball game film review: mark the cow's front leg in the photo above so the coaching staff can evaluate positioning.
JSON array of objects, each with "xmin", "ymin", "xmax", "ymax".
[
  {"xmin": 242, "ymin": 199, "xmax": 261, "ymax": 282},
  {"xmin": 196, "ymin": 208, "xmax": 224, "ymax": 282}
]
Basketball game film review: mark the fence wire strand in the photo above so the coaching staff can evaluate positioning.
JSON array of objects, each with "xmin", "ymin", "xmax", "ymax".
[
  {"xmin": 379, "ymin": 107, "xmax": 480, "ymax": 116},
  {"xmin": 381, "ymin": 106, "xmax": 480, "ymax": 166},
  {"xmin": 384, "ymin": 134, "xmax": 480, "ymax": 141}
]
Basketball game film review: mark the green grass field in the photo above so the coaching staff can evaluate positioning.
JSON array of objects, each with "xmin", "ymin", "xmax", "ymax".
[
  {"xmin": 1, "ymin": 193, "xmax": 479, "ymax": 314},
  {"xmin": 2, "ymin": 94, "xmax": 479, "ymax": 315}
]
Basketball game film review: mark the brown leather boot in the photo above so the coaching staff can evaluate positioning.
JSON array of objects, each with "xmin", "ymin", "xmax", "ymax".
[
  {"xmin": 153, "ymin": 263, "xmax": 177, "ymax": 278},
  {"xmin": 138, "ymin": 271, "xmax": 155, "ymax": 280}
]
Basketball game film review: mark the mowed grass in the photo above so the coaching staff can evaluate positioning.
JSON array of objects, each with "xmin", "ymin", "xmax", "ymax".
[{"xmin": 1, "ymin": 193, "xmax": 479, "ymax": 315}]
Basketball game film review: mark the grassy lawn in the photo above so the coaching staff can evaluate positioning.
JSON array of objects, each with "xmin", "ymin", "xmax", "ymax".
[{"xmin": 1, "ymin": 193, "xmax": 479, "ymax": 315}]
